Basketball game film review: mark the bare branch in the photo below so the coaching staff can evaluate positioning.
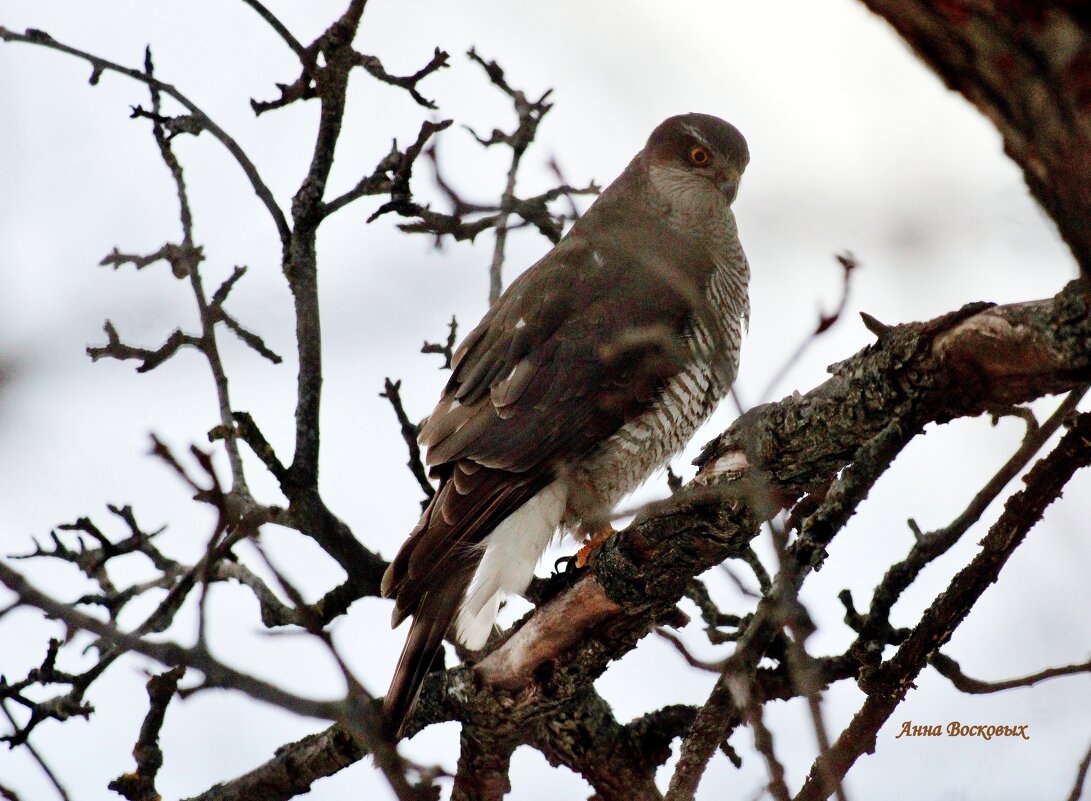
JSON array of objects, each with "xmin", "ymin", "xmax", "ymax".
[
  {"xmin": 759, "ymin": 252, "xmax": 858, "ymax": 401},
  {"xmin": 421, "ymin": 315, "xmax": 458, "ymax": 370},
  {"xmin": 0, "ymin": 560, "xmax": 340, "ymax": 721},
  {"xmin": 231, "ymin": 411, "xmax": 289, "ymax": 484},
  {"xmin": 667, "ymin": 419, "xmax": 912, "ymax": 800},
  {"xmin": 930, "ymin": 652, "xmax": 1091, "ymax": 695},
  {"xmin": 109, "ymin": 666, "xmax": 185, "ymax": 801},
  {"xmin": 857, "ymin": 387, "xmax": 1088, "ymax": 647},
  {"xmin": 352, "ymin": 48, "xmax": 449, "ymax": 109},
  {"xmin": 1069, "ymin": 741, "xmax": 1091, "ymax": 801},
  {"xmin": 467, "ymin": 47, "xmax": 554, "ymax": 303},
  {"xmin": 0, "ymin": 699, "xmax": 71, "ymax": 801},
  {"xmin": 795, "ymin": 412, "xmax": 1091, "ymax": 801},
  {"xmin": 142, "ymin": 48, "xmax": 255, "ymax": 494},
  {"xmin": 380, "ymin": 379, "xmax": 434, "ymax": 504},
  {"xmin": 366, "ymin": 119, "xmax": 455, "ymax": 225},
  {"xmin": 87, "ymin": 322, "xmax": 202, "ymax": 373},
  {"xmin": 238, "ymin": 0, "xmax": 309, "ymax": 62},
  {"xmin": 0, "ymin": 26, "xmax": 291, "ymax": 245}
]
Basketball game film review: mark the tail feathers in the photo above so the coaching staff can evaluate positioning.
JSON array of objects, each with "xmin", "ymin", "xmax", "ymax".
[{"xmin": 382, "ymin": 576, "xmax": 468, "ymax": 737}]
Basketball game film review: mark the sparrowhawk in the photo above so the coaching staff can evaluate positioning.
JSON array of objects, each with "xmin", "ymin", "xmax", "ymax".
[{"xmin": 382, "ymin": 112, "xmax": 751, "ymax": 733}]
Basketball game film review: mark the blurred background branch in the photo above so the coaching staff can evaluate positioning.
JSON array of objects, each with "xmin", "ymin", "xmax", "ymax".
[{"xmin": 0, "ymin": 1, "xmax": 1089, "ymax": 800}]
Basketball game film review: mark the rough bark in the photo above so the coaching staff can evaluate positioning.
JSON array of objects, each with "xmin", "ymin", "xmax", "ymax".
[
  {"xmin": 204, "ymin": 282, "xmax": 1090, "ymax": 798},
  {"xmin": 857, "ymin": 1, "xmax": 1091, "ymax": 276}
]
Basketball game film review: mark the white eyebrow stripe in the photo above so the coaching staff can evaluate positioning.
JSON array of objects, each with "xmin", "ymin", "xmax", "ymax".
[{"xmin": 682, "ymin": 123, "xmax": 712, "ymax": 148}]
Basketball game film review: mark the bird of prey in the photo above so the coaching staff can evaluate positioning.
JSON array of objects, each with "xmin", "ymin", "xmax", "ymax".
[{"xmin": 382, "ymin": 112, "xmax": 751, "ymax": 733}]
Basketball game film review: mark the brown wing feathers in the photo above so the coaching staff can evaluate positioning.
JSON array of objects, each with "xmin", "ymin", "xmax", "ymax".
[
  {"xmin": 381, "ymin": 462, "xmax": 547, "ymax": 733},
  {"xmin": 382, "ymin": 194, "xmax": 714, "ymax": 735}
]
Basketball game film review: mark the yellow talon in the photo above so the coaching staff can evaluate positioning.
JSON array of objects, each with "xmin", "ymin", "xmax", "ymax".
[{"xmin": 574, "ymin": 524, "xmax": 616, "ymax": 568}]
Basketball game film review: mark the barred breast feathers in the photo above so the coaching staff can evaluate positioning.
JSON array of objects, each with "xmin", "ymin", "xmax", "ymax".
[{"xmin": 569, "ymin": 233, "xmax": 750, "ymax": 521}]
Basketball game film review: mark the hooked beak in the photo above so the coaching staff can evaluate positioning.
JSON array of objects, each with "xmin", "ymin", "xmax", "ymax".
[{"xmin": 717, "ymin": 167, "xmax": 740, "ymax": 204}]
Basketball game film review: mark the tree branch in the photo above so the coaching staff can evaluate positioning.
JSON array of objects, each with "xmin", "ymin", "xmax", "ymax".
[
  {"xmin": 930, "ymin": 652, "xmax": 1091, "ymax": 695},
  {"xmin": 109, "ymin": 666, "xmax": 185, "ymax": 801},
  {"xmin": 0, "ymin": 26, "xmax": 291, "ymax": 246},
  {"xmin": 856, "ymin": 1, "xmax": 1091, "ymax": 276},
  {"xmin": 794, "ymin": 411, "xmax": 1091, "ymax": 801}
]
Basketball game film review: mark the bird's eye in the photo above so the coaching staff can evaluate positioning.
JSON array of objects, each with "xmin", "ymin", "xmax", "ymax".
[{"xmin": 689, "ymin": 145, "xmax": 710, "ymax": 166}]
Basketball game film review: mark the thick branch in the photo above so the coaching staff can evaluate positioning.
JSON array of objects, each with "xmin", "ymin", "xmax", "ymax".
[
  {"xmin": 182, "ymin": 725, "xmax": 363, "ymax": 801},
  {"xmin": 795, "ymin": 411, "xmax": 1091, "ymax": 801},
  {"xmin": 128, "ymin": 283, "xmax": 1091, "ymax": 797},
  {"xmin": 857, "ymin": 1, "xmax": 1091, "ymax": 275},
  {"xmin": 479, "ymin": 283, "xmax": 1091, "ymax": 693}
]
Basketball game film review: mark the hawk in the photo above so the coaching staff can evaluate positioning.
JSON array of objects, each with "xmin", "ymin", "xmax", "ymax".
[{"xmin": 382, "ymin": 113, "xmax": 750, "ymax": 733}]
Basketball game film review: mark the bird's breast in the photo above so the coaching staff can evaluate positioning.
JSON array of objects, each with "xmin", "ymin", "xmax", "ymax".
[{"xmin": 563, "ymin": 250, "xmax": 748, "ymax": 529}]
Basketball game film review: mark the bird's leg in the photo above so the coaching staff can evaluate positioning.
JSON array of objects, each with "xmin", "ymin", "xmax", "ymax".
[{"xmin": 574, "ymin": 522, "xmax": 617, "ymax": 568}]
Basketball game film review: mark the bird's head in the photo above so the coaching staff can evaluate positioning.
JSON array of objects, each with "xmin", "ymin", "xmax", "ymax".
[{"xmin": 644, "ymin": 113, "xmax": 749, "ymax": 212}]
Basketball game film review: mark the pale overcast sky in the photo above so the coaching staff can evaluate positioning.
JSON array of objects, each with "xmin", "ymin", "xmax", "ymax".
[{"xmin": 1, "ymin": 2, "xmax": 1088, "ymax": 800}]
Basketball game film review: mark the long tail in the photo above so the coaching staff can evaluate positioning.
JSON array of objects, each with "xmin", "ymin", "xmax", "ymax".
[
  {"xmin": 382, "ymin": 574, "xmax": 469, "ymax": 737},
  {"xmin": 381, "ymin": 465, "xmax": 546, "ymax": 736}
]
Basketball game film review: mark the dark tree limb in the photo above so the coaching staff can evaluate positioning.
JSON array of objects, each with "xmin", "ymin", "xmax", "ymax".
[
  {"xmin": 666, "ymin": 418, "xmax": 913, "ymax": 800},
  {"xmin": 857, "ymin": 1, "xmax": 1091, "ymax": 276},
  {"xmin": 854, "ymin": 386, "xmax": 1087, "ymax": 652},
  {"xmin": 794, "ymin": 412, "xmax": 1091, "ymax": 801},
  {"xmin": 109, "ymin": 666, "xmax": 185, "ymax": 801},
  {"xmin": 526, "ymin": 690, "xmax": 669, "ymax": 801},
  {"xmin": 452, "ymin": 730, "xmax": 516, "ymax": 801}
]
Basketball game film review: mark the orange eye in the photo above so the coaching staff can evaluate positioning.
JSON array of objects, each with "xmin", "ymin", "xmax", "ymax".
[{"xmin": 689, "ymin": 145, "xmax": 710, "ymax": 166}]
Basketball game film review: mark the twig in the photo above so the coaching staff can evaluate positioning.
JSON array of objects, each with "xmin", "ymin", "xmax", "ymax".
[
  {"xmin": 0, "ymin": 560, "xmax": 340, "ymax": 721},
  {"xmin": 1068, "ymin": 740, "xmax": 1091, "ymax": 801},
  {"xmin": 0, "ymin": 26, "xmax": 290, "ymax": 245},
  {"xmin": 930, "ymin": 652, "xmax": 1091, "ymax": 694},
  {"xmin": 684, "ymin": 578, "xmax": 744, "ymax": 644},
  {"xmin": 655, "ymin": 628, "xmax": 722, "ymax": 672},
  {"xmin": 0, "ymin": 700, "xmax": 71, "ymax": 801},
  {"xmin": 859, "ymin": 387, "xmax": 1088, "ymax": 646},
  {"xmin": 795, "ymin": 413, "xmax": 1091, "ymax": 801},
  {"xmin": 109, "ymin": 666, "xmax": 185, "ymax": 801},
  {"xmin": 759, "ymin": 252, "xmax": 858, "ymax": 402},
  {"xmin": 352, "ymin": 48, "xmax": 449, "ymax": 109},
  {"xmin": 142, "ymin": 48, "xmax": 253, "ymax": 496},
  {"xmin": 380, "ymin": 378, "xmax": 435, "ymax": 504},
  {"xmin": 466, "ymin": 48, "xmax": 554, "ymax": 303},
  {"xmin": 421, "ymin": 315, "xmax": 458, "ymax": 370},
  {"xmin": 232, "ymin": 411, "xmax": 288, "ymax": 484},
  {"xmin": 88, "ymin": 322, "xmax": 202, "ymax": 372},
  {"xmin": 238, "ymin": 0, "xmax": 309, "ymax": 62},
  {"xmin": 736, "ymin": 682, "xmax": 790, "ymax": 801}
]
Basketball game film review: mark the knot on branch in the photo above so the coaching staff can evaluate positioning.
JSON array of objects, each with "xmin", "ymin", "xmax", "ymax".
[
  {"xmin": 130, "ymin": 104, "xmax": 205, "ymax": 139},
  {"xmin": 100, "ymin": 242, "xmax": 204, "ymax": 278}
]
